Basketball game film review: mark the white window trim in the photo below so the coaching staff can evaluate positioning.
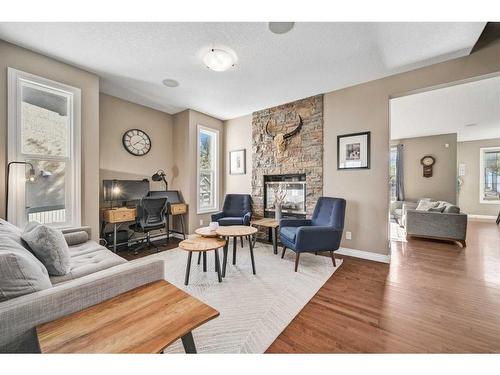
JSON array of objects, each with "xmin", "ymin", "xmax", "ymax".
[
  {"xmin": 479, "ymin": 146, "xmax": 500, "ymax": 205},
  {"xmin": 197, "ymin": 124, "xmax": 219, "ymax": 214},
  {"xmin": 7, "ymin": 68, "xmax": 81, "ymax": 228}
]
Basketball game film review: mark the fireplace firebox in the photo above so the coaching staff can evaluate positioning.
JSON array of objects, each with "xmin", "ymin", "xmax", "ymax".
[{"xmin": 264, "ymin": 174, "xmax": 306, "ymax": 219}]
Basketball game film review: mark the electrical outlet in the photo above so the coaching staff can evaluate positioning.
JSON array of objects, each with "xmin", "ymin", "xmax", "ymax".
[
  {"xmin": 199, "ymin": 219, "xmax": 204, "ymax": 226},
  {"xmin": 345, "ymin": 231, "xmax": 352, "ymax": 240}
]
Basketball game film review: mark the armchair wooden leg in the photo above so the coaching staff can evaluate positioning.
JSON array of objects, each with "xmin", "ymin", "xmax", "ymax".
[
  {"xmin": 330, "ymin": 251, "xmax": 336, "ymax": 267},
  {"xmin": 294, "ymin": 252, "xmax": 300, "ymax": 272},
  {"xmin": 281, "ymin": 246, "xmax": 287, "ymax": 259},
  {"xmin": 458, "ymin": 240, "xmax": 467, "ymax": 248}
]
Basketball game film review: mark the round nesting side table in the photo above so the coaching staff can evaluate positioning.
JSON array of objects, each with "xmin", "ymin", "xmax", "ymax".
[
  {"xmin": 215, "ymin": 225, "xmax": 258, "ymax": 277},
  {"xmin": 179, "ymin": 237, "xmax": 226, "ymax": 285}
]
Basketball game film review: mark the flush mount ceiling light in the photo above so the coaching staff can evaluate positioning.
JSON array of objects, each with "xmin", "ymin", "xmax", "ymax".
[
  {"xmin": 203, "ymin": 48, "xmax": 236, "ymax": 72},
  {"xmin": 269, "ymin": 22, "xmax": 295, "ymax": 34},
  {"xmin": 162, "ymin": 79, "xmax": 179, "ymax": 87}
]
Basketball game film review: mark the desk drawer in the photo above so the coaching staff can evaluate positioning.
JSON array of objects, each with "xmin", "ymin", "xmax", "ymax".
[
  {"xmin": 104, "ymin": 209, "xmax": 136, "ymax": 223},
  {"xmin": 170, "ymin": 203, "xmax": 187, "ymax": 215}
]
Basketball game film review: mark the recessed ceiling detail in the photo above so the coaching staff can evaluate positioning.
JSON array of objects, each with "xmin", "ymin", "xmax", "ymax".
[
  {"xmin": 269, "ymin": 22, "xmax": 295, "ymax": 34},
  {"xmin": 162, "ymin": 78, "xmax": 179, "ymax": 87},
  {"xmin": 0, "ymin": 22, "xmax": 486, "ymax": 120}
]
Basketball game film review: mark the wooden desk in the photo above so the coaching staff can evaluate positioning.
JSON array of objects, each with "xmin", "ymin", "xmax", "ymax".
[
  {"xmin": 102, "ymin": 207, "xmax": 137, "ymax": 253},
  {"xmin": 36, "ymin": 280, "xmax": 219, "ymax": 353}
]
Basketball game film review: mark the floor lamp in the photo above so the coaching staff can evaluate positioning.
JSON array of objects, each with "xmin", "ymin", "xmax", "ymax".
[{"xmin": 5, "ymin": 161, "xmax": 36, "ymax": 221}]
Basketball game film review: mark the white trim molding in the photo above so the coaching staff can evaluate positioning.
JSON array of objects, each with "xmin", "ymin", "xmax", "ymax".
[
  {"xmin": 196, "ymin": 124, "xmax": 220, "ymax": 215},
  {"xmin": 479, "ymin": 146, "xmax": 500, "ymax": 205},
  {"xmin": 336, "ymin": 247, "xmax": 391, "ymax": 264},
  {"xmin": 467, "ymin": 214, "xmax": 497, "ymax": 221}
]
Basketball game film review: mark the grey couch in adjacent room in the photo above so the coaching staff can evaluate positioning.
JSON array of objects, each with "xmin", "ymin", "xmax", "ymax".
[
  {"xmin": 405, "ymin": 200, "xmax": 468, "ymax": 247},
  {"xmin": 0, "ymin": 220, "xmax": 166, "ymax": 353}
]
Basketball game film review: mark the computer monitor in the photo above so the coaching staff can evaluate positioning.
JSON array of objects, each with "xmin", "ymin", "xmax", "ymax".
[{"xmin": 103, "ymin": 179, "xmax": 150, "ymax": 203}]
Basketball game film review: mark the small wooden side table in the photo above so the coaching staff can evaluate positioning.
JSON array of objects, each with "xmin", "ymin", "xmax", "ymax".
[
  {"xmin": 36, "ymin": 280, "xmax": 219, "ymax": 353},
  {"xmin": 216, "ymin": 225, "xmax": 258, "ymax": 277},
  {"xmin": 179, "ymin": 237, "xmax": 226, "ymax": 285},
  {"xmin": 194, "ymin": 227, "xmax": 219, "ymax": 269},
  {"xmin": 251, "ymin": 218, "xmax": 280, "ymax": 255}
]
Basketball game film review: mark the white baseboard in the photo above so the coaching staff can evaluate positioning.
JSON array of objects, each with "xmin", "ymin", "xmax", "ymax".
[
  {"xmin": 468, "ymin": 214, "xmax": 497, "ymax": 222},
  {"xmin": 336, "ymin": 247, "xmax": 391, "ymax": 264}
]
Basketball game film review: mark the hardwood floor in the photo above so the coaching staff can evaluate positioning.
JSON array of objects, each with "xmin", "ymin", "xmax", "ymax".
[{"xmin": 266, "ymin": 221, "xmax": 500, "ymax": 353}]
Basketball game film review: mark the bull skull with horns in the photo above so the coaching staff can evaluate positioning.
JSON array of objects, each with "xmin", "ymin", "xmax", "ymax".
[{"xmin": 265, "ymin": 115, "xmax": 303, "ymax": 154}]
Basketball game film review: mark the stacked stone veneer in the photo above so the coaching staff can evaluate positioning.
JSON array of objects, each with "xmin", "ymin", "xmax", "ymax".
[{"xmin": 252, "ymin": 94, "xmax": 323, "ymax": 219}]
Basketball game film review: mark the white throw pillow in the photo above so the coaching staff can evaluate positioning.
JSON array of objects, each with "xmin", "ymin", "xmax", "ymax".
[
  {"xmin": 416, "ymin": 200, "xmax": 439, "ymax": 211},
  {"xmin": 21, "ymin": 222, "xmax": 71, "ymax": 276}
]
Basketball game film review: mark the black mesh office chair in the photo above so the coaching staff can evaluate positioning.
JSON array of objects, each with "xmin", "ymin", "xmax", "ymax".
[{"xmin": 130, "ymin": 196, "xmax": 168, "ymax": 255}]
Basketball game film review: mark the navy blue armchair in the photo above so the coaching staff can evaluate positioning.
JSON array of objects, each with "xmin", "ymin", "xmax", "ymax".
[
  {"xmin": 280, "ymin": 197, "xmax": 346, "ymax": 272},
  {"xmin": 211, "ymin": 194, "xmax": 252, "ymax": 226}
]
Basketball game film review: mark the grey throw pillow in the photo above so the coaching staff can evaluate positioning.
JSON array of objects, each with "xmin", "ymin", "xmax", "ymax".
[
  {"xmin": 21, "ymin": 222, "xmax": 71, "ymax": 276},
  {"xmin": 0, "ymin": 238, "xmax": 52, "ymax": 302},
  {"xmin": 63, "ymin": 230, "xmax": 89, "ymax": 246}
]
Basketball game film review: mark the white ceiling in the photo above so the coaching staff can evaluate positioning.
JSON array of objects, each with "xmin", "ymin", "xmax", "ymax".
[
  {"xmin": 390, "ymin": 75, "xmax": 500, "ymax": 142},
  {"xmin": 0, "ymin": 22, "xmax": 486, "ymax": 120}
]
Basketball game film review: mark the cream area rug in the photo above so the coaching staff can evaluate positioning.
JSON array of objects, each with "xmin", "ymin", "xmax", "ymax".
[{"xmin": 144, "ymin": 241, "xmax": 342, "ymax": 353}]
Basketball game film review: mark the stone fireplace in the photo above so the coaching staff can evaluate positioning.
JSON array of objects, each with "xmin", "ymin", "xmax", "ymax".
[{"xmin": 252, "ymin": 94, "xmax": 323, "ymax": 220}]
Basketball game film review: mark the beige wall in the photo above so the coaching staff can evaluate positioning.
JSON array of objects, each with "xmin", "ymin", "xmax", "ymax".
[
  {"xmin": 99, "ymin": 94, "xmax": 174, "ymax": 193},
  {"xmin": 171, "ymin": 109, "xmax": 224, "ymax": 233},
  {"xmin": 0, "ymin": 40, "xmax": 100, "ymax": 239},
  {"xmin": 393, "ymin": 133, "xmax": 457, "ymax": 204},
  {"xmin": 224, "ymin": 114, "xmax": 252, "ymax": 195},
  {"xmin": 224, "ymin": 43, "xmax": 500, "ymax": 256},
  {"xmin": 458, "ymin": 138, "xmax": 500, "ymax": 216}
]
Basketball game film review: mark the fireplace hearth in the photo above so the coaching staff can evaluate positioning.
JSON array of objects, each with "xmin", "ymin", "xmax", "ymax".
[{"xmin": 264, "ymin": 174, "xmax": 306, "ymax": 219}]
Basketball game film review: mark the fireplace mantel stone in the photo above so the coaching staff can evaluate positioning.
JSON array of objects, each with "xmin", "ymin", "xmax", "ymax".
[{"xmin": 251, "ymin": 94, "xmax": 323, "ymax": 219}]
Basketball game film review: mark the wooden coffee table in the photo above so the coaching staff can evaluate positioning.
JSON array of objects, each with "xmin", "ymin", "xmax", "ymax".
[
  {"xmin": 216, "ymin": 225, "xmax": 258, "ymax": 277},
  {"xmin": 194, "ymin": 227, "xmax": 220, "ymax": 269},
  {"xmin": 179, "ymin": 237, "xmax": 226, "ymax": 285},
  {"xmin": 36, "ymin": 280, "xmax": 219, "ymax": 353},
  {"xmin": 251, "ymin": 218, "xmax": 280, "ymax": 255}
]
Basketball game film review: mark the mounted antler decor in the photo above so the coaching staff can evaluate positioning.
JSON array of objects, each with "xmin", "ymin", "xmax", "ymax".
[{"xmin": 265, "ymin": 115, "xmax": 303, "ymax": 154}]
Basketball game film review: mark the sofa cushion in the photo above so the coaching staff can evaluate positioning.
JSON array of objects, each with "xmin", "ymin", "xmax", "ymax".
[
  {"xmin": 21, "ymin": 222, "xmax": 71, "ymax": 276},
  {"xmin": 443, "ymin": 205, "xmax": 460, "ymax": 214},
  {"xmin": 281, "ymin": 226, "xmax": 299, "ymax": 243},
  {"xmin": 63, "ymin": 230, "xmax": 89, "ymax": 246},
  {"xmin": 0, "ymin": 218, "xmax": 28, "ymax": 248},
  {"xmin": 0, "ymin": 238, "xmax": 52, "ymax": 302},
  {"xmin": 416, "ymin": 200, "xmax": 439, "ymax": 211},
  {"xmin": 218, "ymin": 217, "xmax": 245, "ymax": 226},
  {"xmin": 50, "ymin": 243, "xmax": 127, "ymax": 284}
]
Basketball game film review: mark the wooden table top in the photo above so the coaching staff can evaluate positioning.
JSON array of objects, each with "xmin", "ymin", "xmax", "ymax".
[
  {"xmin": 179, "ymin": 236, "xmax": 226, "ymax": 252},
  {"xmin": 194, "ymin": 226, "xmax": 219, "ymax": 237},
  {"xmin": 216, "ymin": 225, "xmax": 258, "ymax": 237},
  {"xmin": 251, "ymin": 218, "xmax": 279, "ymax": 228},
  {"xmin": 36, "ymin": 280, "xmax": 219, "ymax": 353}
]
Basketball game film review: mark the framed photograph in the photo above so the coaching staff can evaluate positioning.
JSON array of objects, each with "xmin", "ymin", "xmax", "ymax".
[
  {"xmin": 337, "ymin": 131, "xmax": 371, "ymax": 169},
  {"xmin": 229, "ymin": 149, "xmax": 246, "ymax": 175}
]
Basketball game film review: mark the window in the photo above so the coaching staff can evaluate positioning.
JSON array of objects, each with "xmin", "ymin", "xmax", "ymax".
[
  {"xmin": 480, "ymin": 147, "xmax": 500, "ymax": 204},
  {"xmin": 197, "ymin": 125, "xmax": 218, "ymax": 213},
  {"xmin": 8, "ymin": 68, "xmax": 81, "ymax": 228}
]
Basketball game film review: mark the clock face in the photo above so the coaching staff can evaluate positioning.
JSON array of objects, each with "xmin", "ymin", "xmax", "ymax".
[
  {"xmin": 421, "ymin": 156, "xmax": 435, "ymax": 166},
  {"xmin": 122, "ymin": 129, "xmax": 151, "ymax": 156}
]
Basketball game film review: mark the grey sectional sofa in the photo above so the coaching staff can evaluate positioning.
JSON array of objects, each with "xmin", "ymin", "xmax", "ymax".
[
  {"xmin": 0, "ymin": 220, "xmax": 166, "ymax": 353},
  {"xmin": 404, "ymin": 200, "xmax": 468, "ymax": 247}
]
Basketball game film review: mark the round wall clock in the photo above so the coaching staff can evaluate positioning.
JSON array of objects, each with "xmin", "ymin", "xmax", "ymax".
[
  {"xmin": 122, "ymin": 129, "xmax": 151, "ymax": 156},
  {"xmin": 420, "ymin": 155, "xmax": 436, "ymax": 178}
]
